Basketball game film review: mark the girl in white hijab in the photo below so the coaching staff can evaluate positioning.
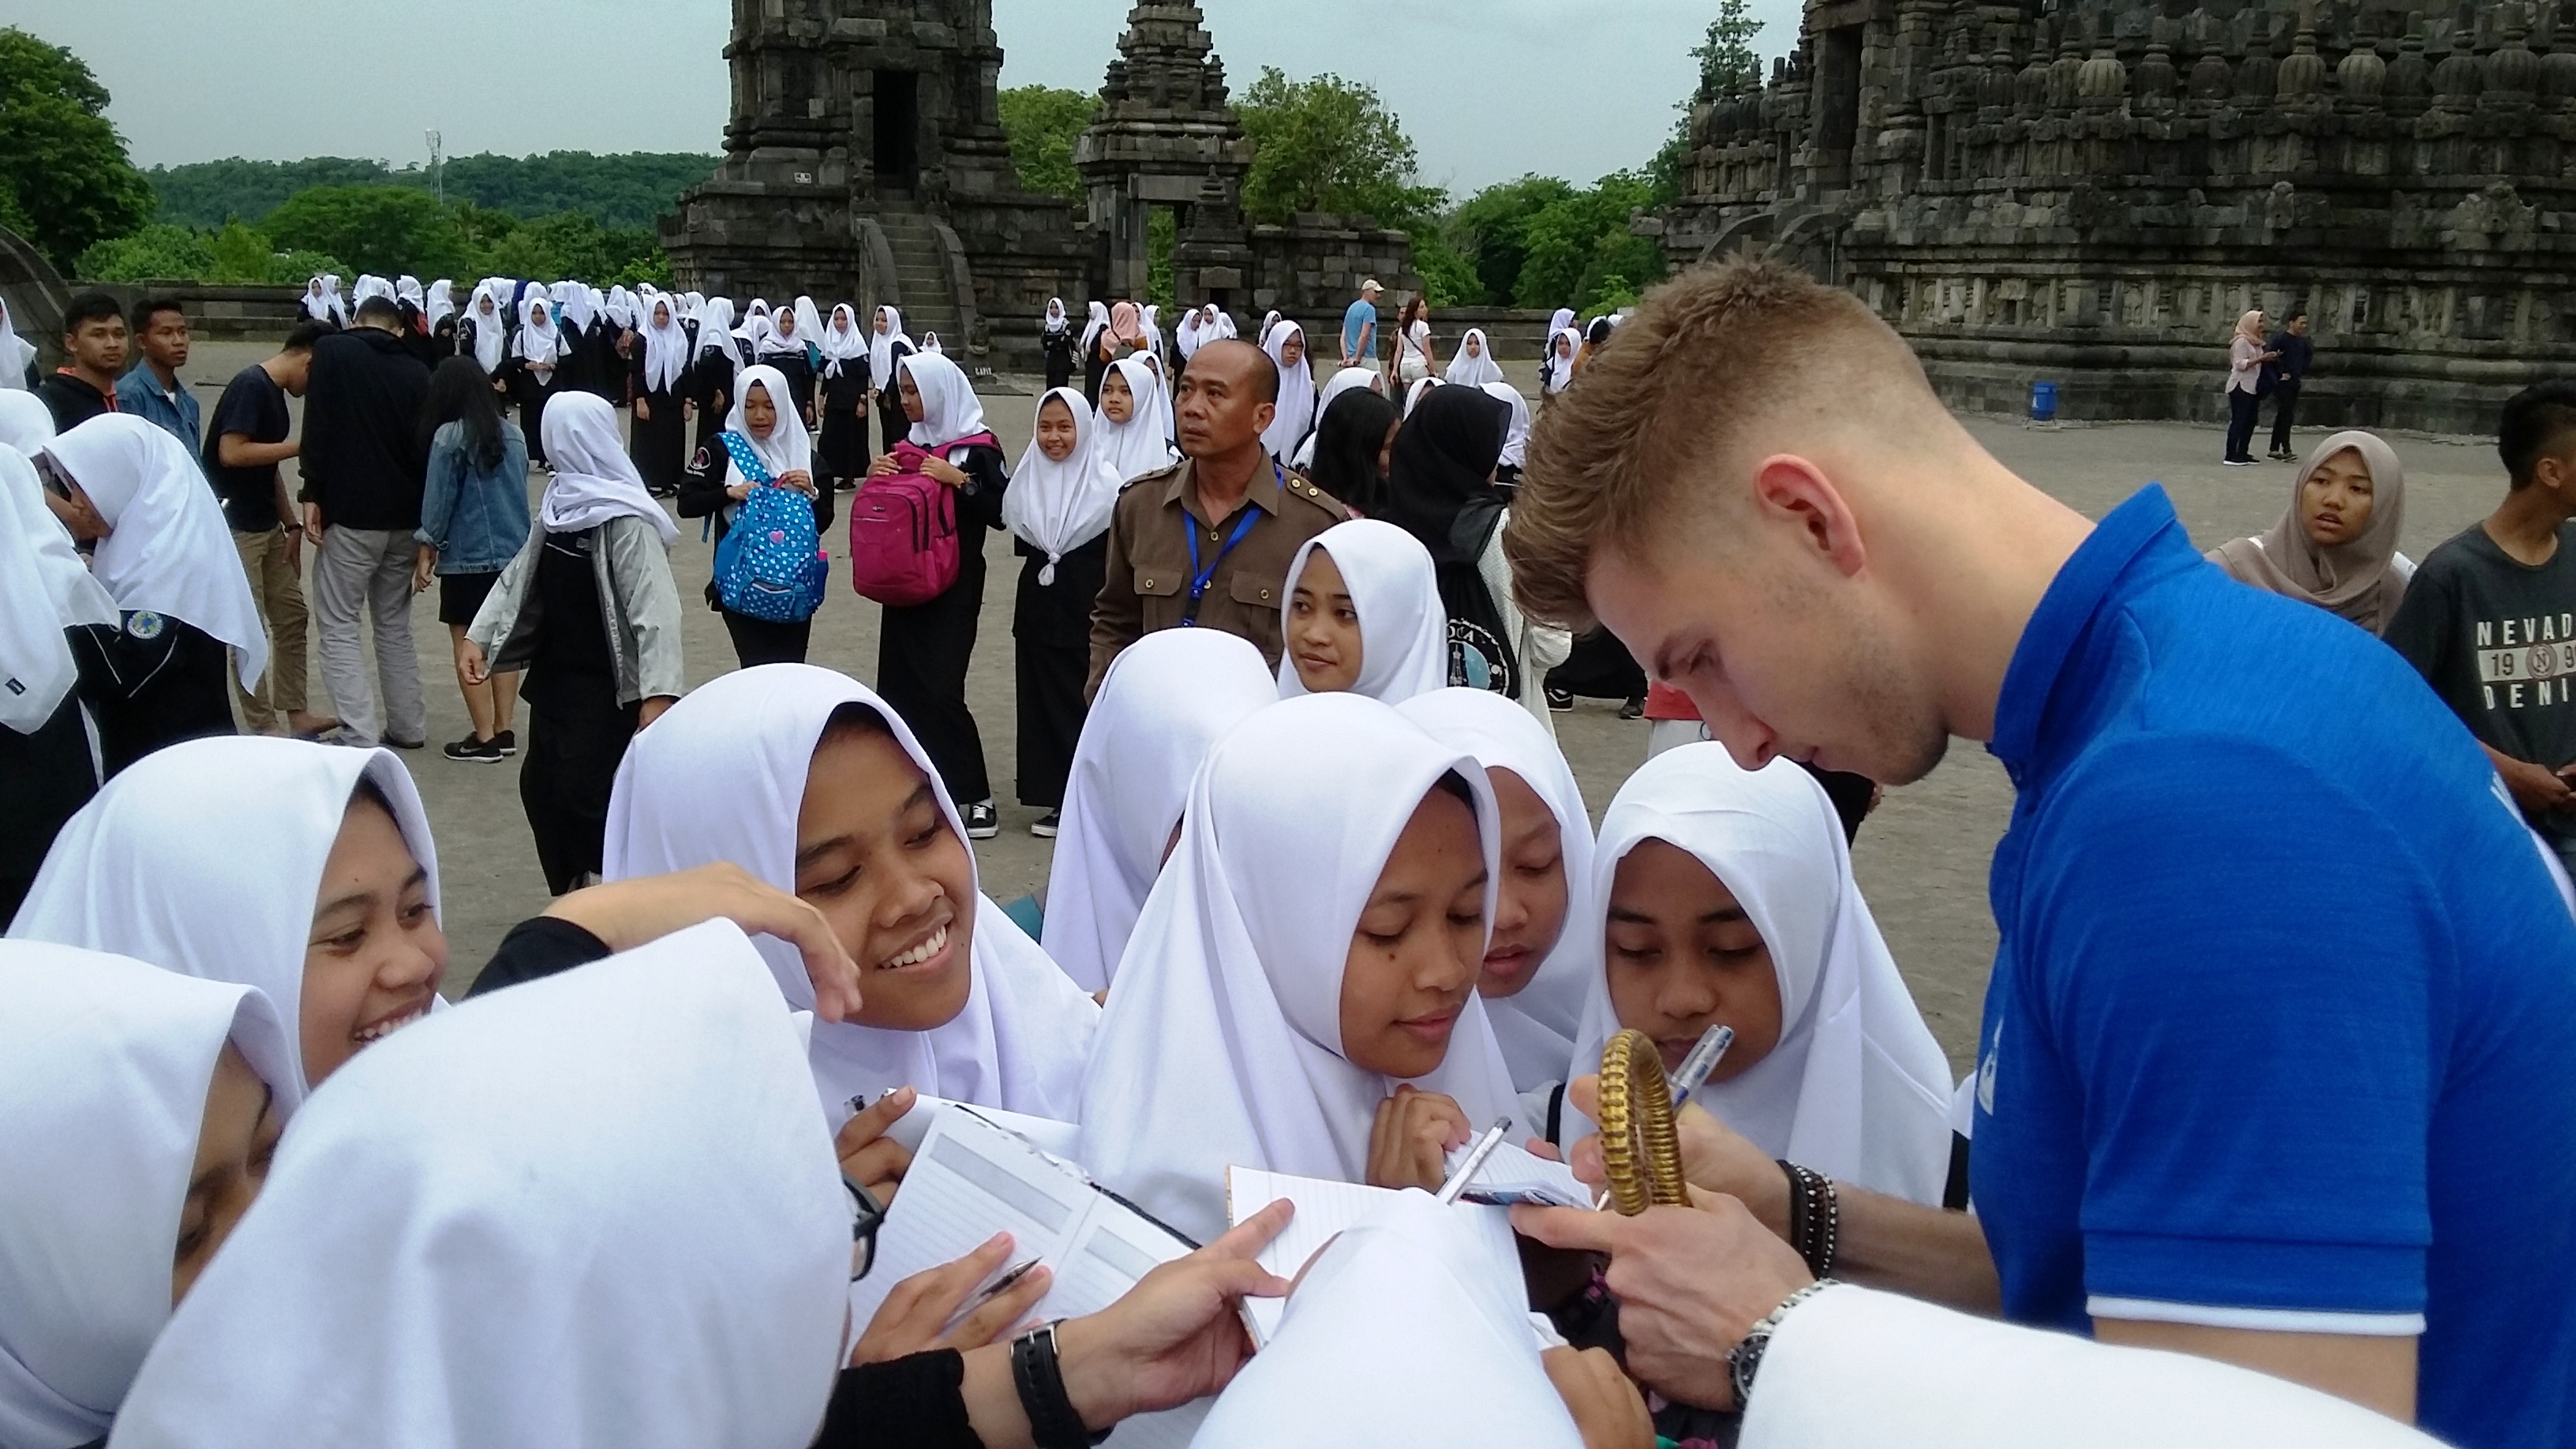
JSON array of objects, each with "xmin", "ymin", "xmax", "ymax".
[
  {"xmin": 535, "ymin": 392, "xmax": 679, "ymax": 548},
  {"xmin": 1277, "ymin": 518, "xmax": 1448, "ymax": 703},
  {"xmin": 1398, "ymin": 688, "xmax": 1597, "ymax": 1101},
  {"xmin": 1566, "ymin": 745, "xmax": 1954, "ymax": 1204},
  {"xmin": 1541, "ymin": 327, "xmax": 1582, "ymax": 399},
  {"xmin": 464, "ymin": 282, "xmax": 509, "ymax": 374},
  {"xmin": 1039, "ymin": 629, "xmax": 1279, "ymax": 994},
  {"xmin": 1260, "ymin": 321, "xmax": 1317, "ymax": 463},
  {"xmin": 1481, "ymin": 380, "xmax": 1533, "ymax": 478},
  {"xmin": 1193, "ymin": 1190, "xmax": 1589, "ymax": 1447},
  {"xmin": 1447, "ymin": 328, "xmax": 1506, "ymax": 389},
  {"xmin": 818, "ymin": 304, "xmax": 873, "ymax": 485},
  {"xmin": 36, "ymin": 416, "xmax": 265, "ymax": 773},
  {"xmin": 515, "ymin": 293, "xmax": 564, "ymax": 372},
  {"xmin": 867, "ymin": 304, "xmax": 909, "ymax": 444},
  {"xmin": 1405, "ymin": 374, "xmax": 1441, "ymax": 417},
  {"xmin": 0, "ymin": 388, "xmax": 50, "ymax": 453},
  {"xmin": 1076, "ymin": 693, "xmax": 1527, "ymax": 1244},
  {"xmin": 1041, "ymin": 297, "xmax": 1077, "ymax": 392},
  {"xmin": 0, "ymin": 444, "xmax": 115, "ymax": 918},
  {"xmin": 605, "ymin": 665, "xmax": 1100, "ymax": 1121},
  {"xmin": 1004, "ymin": 388, "xmax": 1124, "ymax": 832},
  {"xmin": 0, "ymin": 296, "xmax": 32, "ymax": 388},
  {"xmin": 423, "ymin": 277, "xmax": 455, "ymax": 336},
  {"xmin": 11, "ymin": 734, "xmax": 446, "ymax": 1092},
  {"xmin": 511, "ymin": 295, "xmax": 565, "ymax": 464},
  {"xmin": 106, "ymin": 920, "xmax": 852, "ymax": 1449},
  {"xmin": 1094, "ymin": 355, "xmax": 1177, "ymax": 483},
  {"xmin": 0, "ymin": 942, "xmax": 298, "ymax": 1449},
  {"xmin": 1288, "ymin": 366, "xmax": 1386, "ymax": 473},
  {"xmin": 632, "ymin": 294, "xmax": 695, "ymax": 497}
]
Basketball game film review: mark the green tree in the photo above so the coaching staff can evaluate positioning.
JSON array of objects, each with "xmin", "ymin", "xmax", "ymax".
[
  {"xmin": 1512, "ymin": 171, "xmax": 1667, "ymax": 314},
  {"xmin": 0, "ymin": 28, "xmax": 154, "ymax": 271},
  {"xmin": 1693, "ymin": 0, "xmax": 1766, "ymax": 95},
  {"xmin": 998, "ymin": 85, "xmax": 1096, "ymax": 202},
  {"xmin": 75, "ymin": 223, "xmax": 214, "ymax": 283},
  {"xmin": 1236, "ymin": 68, "xmax": 1442, "ymax": 229},
  {"xmin": 260, "ymin": 185, "xmax": 481, "ymax": 278},
  {"xmin": 147, "ymin": 151, "xmax": 717, "ymax": 230},
  {"xmin": 1444, "ymin": 174, "xmax": 1577, "ymax": 306}
]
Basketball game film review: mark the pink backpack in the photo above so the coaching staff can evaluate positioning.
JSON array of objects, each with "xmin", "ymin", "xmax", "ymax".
[{"xmin": 848, "ymin": 433, "xmax": 994, "ymax": 607}]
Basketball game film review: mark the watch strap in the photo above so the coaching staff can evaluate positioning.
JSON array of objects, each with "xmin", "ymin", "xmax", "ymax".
[{"xmin": 1728, "ymin": 1279, "xmax": 1838, "ymax": 1412}]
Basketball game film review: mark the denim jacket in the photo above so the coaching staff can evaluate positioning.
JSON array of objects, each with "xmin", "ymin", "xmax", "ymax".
[
  {"xmin": 415, "ymin": 420, "xmax": 532, "ymax": 575},
  {"xmin": 114, "ymin": 364, "xmax": 201, "ymax": 453}
]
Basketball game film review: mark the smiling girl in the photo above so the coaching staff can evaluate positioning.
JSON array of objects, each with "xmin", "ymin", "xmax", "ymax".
[{"xmin": 1278, "ymin": 518, "xmax": 1447, "ymax": 703}]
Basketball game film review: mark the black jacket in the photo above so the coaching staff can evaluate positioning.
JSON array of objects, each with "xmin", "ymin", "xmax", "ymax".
[{"xmin": 301, "ymin": 327, "xmax": 432, "ymax": 530}]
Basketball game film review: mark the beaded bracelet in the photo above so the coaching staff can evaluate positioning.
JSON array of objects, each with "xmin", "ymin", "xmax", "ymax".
[{"xmin": 1777, "ymin": 1160, "xmax": 1841, "ymax": 1279}]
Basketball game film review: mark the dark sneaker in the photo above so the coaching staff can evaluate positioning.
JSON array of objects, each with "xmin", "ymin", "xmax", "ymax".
[
  {"xmin": 1545, "ymin": 686, "xmax": 1573, "ymax": 713},
  {"xmin": 384, "ymin": 735, "xmax": 428, "ymax": 751},
  {"xmin": 1031, "ymin": 811, "xmax": 1061, "ymax": 839},
  {"xmin": 491, "ymin": 729, "xmax": 518, "ymax": 757},
  {"xmin": 1619, "ymin": 696, "xmax": 1646, "ymax": 721},
  {"xmin": 443, "ymin": 734, "xmax": 504, "ymax": 764},
  {"xmin": 964, "ymin": 800, "xmax": 1001, "ymax": 841}
]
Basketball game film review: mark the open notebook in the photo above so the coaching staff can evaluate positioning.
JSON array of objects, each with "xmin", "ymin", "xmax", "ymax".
[
  {"xmin": 1222, "ymin": 1167, "xmax": 1526, "ymax": 1349},
  {"xmin": 849, "ymin": 1106, "xmax": 1207, "ymax": 1449}
]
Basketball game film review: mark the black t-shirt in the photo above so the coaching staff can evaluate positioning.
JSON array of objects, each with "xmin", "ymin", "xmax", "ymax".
[
  {"xmin": 2385, "ymin": 520, "xmax": 2576, "ymax": 779},
  {"xmin": 203, "ymin": 365, "xmax": 292, "ymax": 534}
]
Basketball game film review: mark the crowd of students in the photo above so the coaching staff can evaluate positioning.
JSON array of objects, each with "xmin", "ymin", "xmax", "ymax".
[{"xmin": 4, "ymin": 254, "xmax": 2568, "ymax": 1447}]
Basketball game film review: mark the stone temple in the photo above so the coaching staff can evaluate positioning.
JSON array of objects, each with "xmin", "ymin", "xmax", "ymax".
[
  {"xmin": 660, "ymin": 0, "xmax": 1419, "ymax": 374},
  {"xmin": 1658, "ymin": 0, "xmax": 2576, "ymax": 432}
]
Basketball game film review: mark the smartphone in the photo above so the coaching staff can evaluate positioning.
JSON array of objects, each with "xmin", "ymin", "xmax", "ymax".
[{"xmin": 31, "ymin": 451, "xmax": 71, "ymax": 501}]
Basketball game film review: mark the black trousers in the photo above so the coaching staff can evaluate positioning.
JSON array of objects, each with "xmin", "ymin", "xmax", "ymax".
[
  {"xmin": 521, "ymin": 678, "xmax": 639, "ymax": 895},
  {"xmin": 878, "ymin": 550, "xmax": 991, "ymax": 806},
  {"xmin": 632, "ymin": 388, "xmax": 687, "ymax": 490},
  {"xmin": 2267, "ymin": 381, "xmax": 2302, "ymax": 456},
  {"xmin": 1014, "ymin": 636, "xmax": 1087, "ymax": 810},
  {"xmin": 724, "ymin": 609, "xmax": 813, "ymax": 669},
  {"xmin": 1549, "ymin": 627, "xmax": 1646, "ymax": 702},
  {"xmin": 0, "ymin": 696, "xmax": 98, "ymax": 923},
  {"xmin": 2224, "ymin": 388, "xmax": 2261, "ymax": 462}
]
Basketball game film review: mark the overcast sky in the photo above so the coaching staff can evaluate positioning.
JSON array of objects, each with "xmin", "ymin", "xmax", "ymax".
[{"xmin": 26, "ymin": 0, "xmax": 1803, "ymax": 197}]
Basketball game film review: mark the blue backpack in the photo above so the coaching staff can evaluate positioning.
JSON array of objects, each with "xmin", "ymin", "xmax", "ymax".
[{"xmin": 712, "ymin": 432, "xmax": 828, "ymax": 623}]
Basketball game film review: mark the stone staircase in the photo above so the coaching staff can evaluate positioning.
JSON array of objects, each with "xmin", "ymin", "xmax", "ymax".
[{"xmin": 872, "ymin": 204, "xmax": 964, "ymax": 350}]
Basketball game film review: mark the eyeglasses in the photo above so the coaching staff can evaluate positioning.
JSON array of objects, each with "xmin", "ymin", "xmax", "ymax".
[{"xmin": 845, "ymin": 1174, "xmax": 886, "ymax": 1282}]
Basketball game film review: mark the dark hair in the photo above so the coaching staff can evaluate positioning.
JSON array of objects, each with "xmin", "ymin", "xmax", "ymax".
[
  {"xmin": 352, "ymin": 295, "xmax": 404, "ymax": 329},
  {"xmin": 1430, "ymin": 769, "xmax": 1479, "ymax": 819},
  {"xmin": 1309, "ymin": 388, "xmax": 1399, "ymax": 515},
  {"xmin": 2286, "ymin": 309, "xmax": 2309, "ymax": 324},
  {"xmin": 1398, "ymin": 296, "xmax": 1426, "ymax": 330},
  {"xmin": 346, "ymin": 772, "xmax": 397, "ymax": 820},
  {"xmin": 2499, "ymin": 381, "xmax": 2576, "ymax": 490},
  {"xmin": 62, "ymin": 291, "xmax": 123, "ymax": 336},
  {"xmin": 818, "ymin": 701, "xmax": 893, "ymax": 747},
  {"xmin": 1585, "ymin": 316, "xmax": 1614, "ymax": 347},
  {"xmin": 130, "ymin": 297, "xmax": 186, "ymax": 332},
  {"xmin": 424, "ymin": 356, "xmax": 509, "ymax": 471},
  {"xmin": 281, "ymin": 323, "xmax": 328, "ymax": 354}
]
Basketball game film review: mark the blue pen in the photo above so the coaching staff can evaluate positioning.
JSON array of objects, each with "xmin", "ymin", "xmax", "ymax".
[{"xmin": 1668, "ymin": 1024, "xmax": 1735, "ymax": 1110}]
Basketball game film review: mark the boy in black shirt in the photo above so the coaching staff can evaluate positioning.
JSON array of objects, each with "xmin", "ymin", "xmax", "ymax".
[
  {"xmin": 2386, "ymin": 380, "xmax": 2576, "ymax": 872},
  {"xmin": 203, "ymin": 324, "xmax": 335, "ymax": 737},
  {"xmin": 36, "ymin": 292, "xmax": 126, "ymax": 433}
]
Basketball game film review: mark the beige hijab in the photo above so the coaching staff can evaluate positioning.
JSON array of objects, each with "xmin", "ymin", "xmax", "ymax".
[
  {"xmin": 2231, "ymin": 309, "xmax": 2266, "ymax": 345},
  {"xmin": 2209, "ymin": 430, "xmax": 2409, "ymax": 635}
]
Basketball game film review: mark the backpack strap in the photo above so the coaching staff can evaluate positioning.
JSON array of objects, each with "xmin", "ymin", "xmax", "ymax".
[{"xmin": 717, "ymin": 430, "xmax": 775, "ymax": 487}]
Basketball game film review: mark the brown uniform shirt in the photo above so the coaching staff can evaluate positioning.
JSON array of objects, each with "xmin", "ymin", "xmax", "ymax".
[{"xmin": 1087, "ymin": 455, "xmax": 1349, "ymax": 696}]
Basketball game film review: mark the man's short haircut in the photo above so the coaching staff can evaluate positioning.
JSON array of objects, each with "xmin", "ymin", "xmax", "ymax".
[
  {"xmin": 62, "ymin": 291, "xmax": 124, "ymax": 335},
  {"xmin": 1195, "ymin": 338, "xmax": 1279, "ymax": 406},
  {"xmin": 282, "ymin": 323, "xmax": 329, "ymax": 354},
  {"xmin": 2497, "ymin": 380, "xmax": 2576, "ymax": 490},
  {"xmin": 1506, "ymin": 255, "xmax": 1934, "ymax": 631},
  {"xmin": 352, "ymin": 295, "xmax": 404, "ymax": 329},
  {"xmin": 131, "ymin": 297, "xmax": 187, "ymax": 332},
  {"xmin": 2286, "ymin": 308, "xmax": 2309, "ymax": 323}
]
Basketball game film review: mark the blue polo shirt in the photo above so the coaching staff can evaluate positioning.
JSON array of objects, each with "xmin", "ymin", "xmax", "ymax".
[{"xmin": 1970, "ymin": 485, "xmax": 2576, "ymax": 1449}]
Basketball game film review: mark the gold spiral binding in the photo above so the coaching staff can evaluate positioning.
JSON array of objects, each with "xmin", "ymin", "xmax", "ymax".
[{"xmin": 1596, "ymin": 1029, "xmax": 1689, "ymax": 1215}]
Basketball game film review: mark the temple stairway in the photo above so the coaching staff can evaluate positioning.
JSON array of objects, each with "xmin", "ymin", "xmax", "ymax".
[{"xmin": 874, "ymin": 204, "xmax": 964, "ymax": 352}]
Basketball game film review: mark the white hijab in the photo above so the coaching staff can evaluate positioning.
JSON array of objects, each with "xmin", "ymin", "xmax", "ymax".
[
  {"xmin": 0, "ymin": 389, "xmax": 51, "ymax": 452},
  {"xmin": 722, "ymin": 364, "xmax": 815, "ymax": 484},
  {"xmin": 515, "ymin": 296, "xmax": 563, "ymax": 367},
  {"xmin": 1543, "ymin": 328, "xmax": 1582, "ymax": 395},
  {"xmin": 1039, "ymin": 630, "xmax": 1279, "ymax": 994},
  {"xmin": 0, "ymin": 942, "xmax": 299, "ymax": 1449},
  {"xmin": 107, "ymin": 921, "xmax": 848, "ymax": 1449},
  {"xmin": 1176, "ymin": 305, "xmax": 1205, "ymax": 361},
  {"xmin": 1043, "ymin": 298, "xmax": 1070, "ymax": 337},
  {"xmin": 1192, "ymin": 1190, "xmax": 1581, "ymax": 1448},
  {"xmin": 1002, "ymin": 388, "xmax": 1121, "ymax": 582},
  {"xmin": 424, "ymin": 277, "xmax": 455, "ymax": 333},
  {"xmin": 903, "ymin": 350, "xmax": 989, "ymax": 448},
  {"xmin": 466, "ymin": 283, "xmax": 509, "ymax": 373},
  {"xmin": 1447, "ymin": 328, "xmax": 1505, "ymax": 388},
  {"xmin": 0, "ymin": 297, "xmax": 32, "ymax": 387},
  {"xmin": 697, "ymin": 297, "xmax": 740, "ymax": 362},
  {"xmin": 868, "ymin": 305, "xmax": 907, "ymax": 385},
  {"xmin": 1289, "ymin": 367, "xmax": 1387, "ymax": 471},
  {"xmin": 1076, "ymin": 693, "xmax": 1526, "ymax": 1245},
  {"xmin": 1258, "ymin": 310, "xmax": 1282, "ymax": 348},
  {"xmin": 640, "ymin": 294, "xmax": 691, "ymax": 394},
  {"xmin": 1405, "ymin": 375, "xmax": 1441, "ymax": 417},
  {"xmin": 820, "ymin": 303, "xmax": 869, "ymax": 377},
  {"xmin": 1398, "ymin": 689, "xmax": 1597, "ymax": 1093},
  {"xmin": 1481, "ymin": 381, "xmax": 1533, "ymax": 470},
  {"xmin": 1260, "ymin": 322, "xmax": 1317, "ymax": 462},
  {"xmin": 1276, "ymin": 519, "xmax": 1448, "ymax": 704},
  {"xmin": 0, "ymin": 444, "xmax": 116, "ymax": 733},
  {"xmin": 537, "ymin": 393, "xmax": 679, "ymax": 546},
  {"xmin": 1567, "ymin": 747, "xmax": 1954, "ymax": 1204},
  {"xmin": 9, "ymin": 735, "xmax": 440, "ymax": 1093},
  {"xmin": 40, "ymin": 415, "xmax": 267, "ymax": 690},
  {"xmin": 394, "ymin": 275, "xmax": 424, "ymax": 313},
  {"xmin": 605, "ymin": 666, "xmax": 1101, "ymax": 1121},
  {"xmin": 559, "ymin": 285, "xmax": 596, "ymax": 333},
  {"xmin": 1078, "ymin": 301, "xmax": 1110, "ymax": 361},
  {"xmin": 1095, "ymin": 356, "xmax": 1177, "ymax": 483}
]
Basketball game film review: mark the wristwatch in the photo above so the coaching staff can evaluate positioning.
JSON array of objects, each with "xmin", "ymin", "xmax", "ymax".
[{"xmin": 1728, "ymin": 1279, "xmax": 1838, "ymax": 1412}]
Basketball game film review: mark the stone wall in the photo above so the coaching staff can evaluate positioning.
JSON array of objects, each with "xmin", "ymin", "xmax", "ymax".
[
  {"xmin": 59, "ymin": 283, "xmax": 310, "ymax": 346},
  {"xmin": 1248, "ymin": 214, "xmax": 1421, "ymax": 318}
]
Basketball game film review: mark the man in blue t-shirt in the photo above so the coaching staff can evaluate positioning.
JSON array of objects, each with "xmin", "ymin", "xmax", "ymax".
[
  {"xmin": 1341, "ymin": 279, "xmax": 1380, "ymax": 376},
  {"xmin": 1503, "ymin": 258, "xmax": 2576, "ymax": 1447}
]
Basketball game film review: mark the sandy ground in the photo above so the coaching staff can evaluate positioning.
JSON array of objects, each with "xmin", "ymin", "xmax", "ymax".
[{"xmin": 168, "ymin": 340, "xmax": 2505, "ymax": 1073}]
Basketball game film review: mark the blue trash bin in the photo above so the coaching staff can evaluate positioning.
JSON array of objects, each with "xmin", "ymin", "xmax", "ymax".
[{"xmin": 2030, "ymin": 380, "xmax": 2058, "ymax": 421}]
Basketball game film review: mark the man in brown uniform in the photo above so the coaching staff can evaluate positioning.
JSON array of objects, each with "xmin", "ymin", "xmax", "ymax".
[{"xmin": 1088, "ymin": 338, "xmax": 1347, "ymax": 695}]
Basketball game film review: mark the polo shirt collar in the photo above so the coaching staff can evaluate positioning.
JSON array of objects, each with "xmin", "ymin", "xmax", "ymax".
[{"xmin": 1987, "ymin": 484, "xmax": 2182, "ymax": 781}]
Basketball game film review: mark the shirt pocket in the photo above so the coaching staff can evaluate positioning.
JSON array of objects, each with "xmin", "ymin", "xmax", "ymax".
[
  {"xmin": 1135, "ymin": 570, "xmax": 1183, "ymax": 600},
  {"xmin": 1228, "ymin": 571, "xmax": 1282, "ymax": 614}
]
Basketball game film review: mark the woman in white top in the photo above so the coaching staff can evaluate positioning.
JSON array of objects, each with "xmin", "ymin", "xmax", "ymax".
[
  {"xmin": 1394, "ymin": 295, "xmax": 1436, "ymax": 388},
  {"xmin": 2221, "ymin": 308, "xmax": 2275, "ymax": 466}
]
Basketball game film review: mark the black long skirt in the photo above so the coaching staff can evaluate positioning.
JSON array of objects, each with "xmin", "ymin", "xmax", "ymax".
[
  {"xmin": 520, "ymin": 679, "xmax": 640, "ymax": 895},
  {"xmin": 875, "ymin": 394, "xmax": 911, "ymax": 459},
  {"xmin": 878, "ymin": 548, "xmax": 990, "ymax": 807},
  {"xmin": 631, "ymin": 386, "xmax": 687, "ymax": 491},
  {"xmin": 1011, "ymin": 542, "xmax": 1103, "ymax": 809},
  {"xmin": 0, "ymin": 694, "xmax": 98, "ymax": 922}
]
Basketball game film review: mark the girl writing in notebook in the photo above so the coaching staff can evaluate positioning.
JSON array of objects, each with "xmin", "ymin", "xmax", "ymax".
[
  {"xmin": 1276, "ymin": 518, "xmax": 1448, "ymax": 703},
  {"xmin": 1077, "ymin": 692, "xmax": 1526, "ymax": 1244}
]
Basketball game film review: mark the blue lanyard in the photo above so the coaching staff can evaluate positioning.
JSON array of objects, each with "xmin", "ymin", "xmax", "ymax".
[{"xmin": 1181, "ymin": 467, "xmax": 1278, "ymax": 626}]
